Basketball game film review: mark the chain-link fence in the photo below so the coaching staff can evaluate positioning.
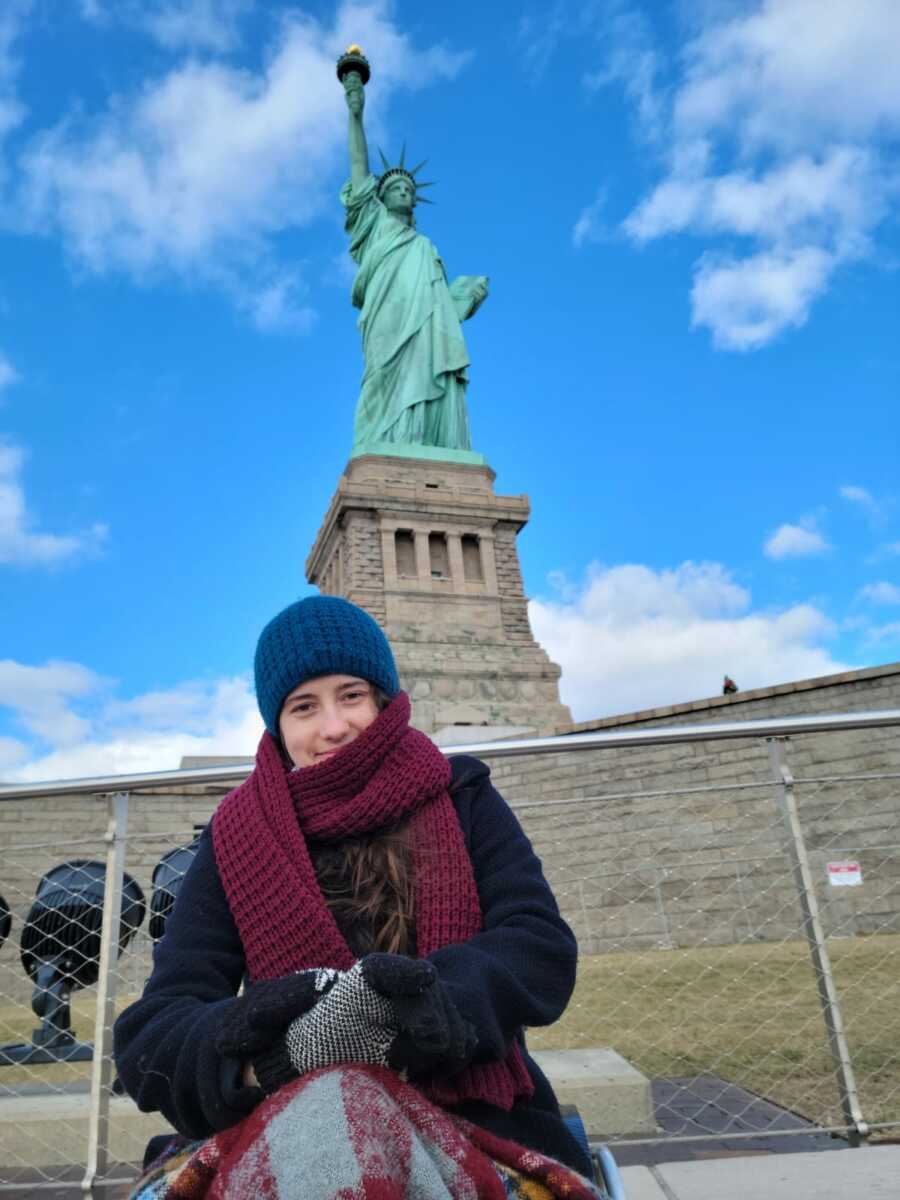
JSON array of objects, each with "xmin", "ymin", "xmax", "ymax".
[
  {"xmin": 0, "ymin": 712, "xmax": 898, "ymax": 1192},
  {"xmin": 0, "ymin": 783, "xmax": 221, "ymax": 1194},
  {"xmin": 514, "ymin": 744, "xmax": 900, "ymax": 1152}
]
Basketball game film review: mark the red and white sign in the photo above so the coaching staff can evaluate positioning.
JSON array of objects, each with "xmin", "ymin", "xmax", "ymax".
[{"xmin": 827, "ymin": 860, "xmax": 862, "ymax": 887}]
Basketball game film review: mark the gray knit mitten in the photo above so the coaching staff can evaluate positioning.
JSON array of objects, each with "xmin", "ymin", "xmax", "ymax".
[
  {"xmin": 253, "ymin": 962, "xmax": 398, "ymax": 1093},
  {"xmin": 285, "ymin": 961, "xmax": 399, "ymax": 1072}
]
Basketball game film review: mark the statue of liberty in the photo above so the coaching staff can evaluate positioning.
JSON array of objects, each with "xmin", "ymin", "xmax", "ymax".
[{"xmin": 339, "ymin": 49, "xmax": 488, "ymax": 459}]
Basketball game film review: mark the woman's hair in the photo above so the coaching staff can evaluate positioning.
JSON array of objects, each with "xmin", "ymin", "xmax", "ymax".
[
  {"xmin": 314, "ymin": 685, "xmax": 416, "ymax": 956},
  {"xmin": 316, "ymin": 824, "xmax": 414, "ymax": 956}
]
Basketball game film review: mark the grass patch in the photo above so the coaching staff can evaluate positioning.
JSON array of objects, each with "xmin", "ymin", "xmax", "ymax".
[{"xmin": 530, "ymin": 932, "xmax": 900, "ymax": 1136}]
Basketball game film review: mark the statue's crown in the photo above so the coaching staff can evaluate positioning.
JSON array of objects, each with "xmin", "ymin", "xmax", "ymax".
[{"xmin": 375, "ymin": 145, "xmax": 434, "ymax": 203}]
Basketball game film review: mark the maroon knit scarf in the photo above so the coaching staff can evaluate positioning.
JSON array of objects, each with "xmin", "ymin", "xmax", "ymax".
[{"xmin": 212, "ymin": 692, "xmax": 534, "ymax": 1111}]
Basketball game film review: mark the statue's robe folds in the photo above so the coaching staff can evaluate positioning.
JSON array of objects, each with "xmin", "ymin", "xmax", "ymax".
[{"xmin": 342, "ymin": 175, "xmax": 473, "ymax": 451}]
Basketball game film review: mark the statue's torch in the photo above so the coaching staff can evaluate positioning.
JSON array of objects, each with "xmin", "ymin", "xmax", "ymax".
[{"xmin": 336, "ymin": 44, "xmax": 371, "ymax": 91}]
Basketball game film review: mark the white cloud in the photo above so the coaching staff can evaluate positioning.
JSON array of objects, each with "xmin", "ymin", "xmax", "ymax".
[
  {"xmin": 0, "ymin": 659, "xmax": 102, "ymax": 745},
  {"xmin": 865, "ymin": 621, "xmax": 900, "ymax": 647},
  {"xmin": 0, "ymin": 0, "xmax": 30, "ymax": 154},
  {"xmin": 691, "ymin": 246, "xmax": 834, "ymax": 352},
  {"xmin": 860, "ymin": 582, "xmax": 900, "ymax": 606},
  {"xmin": 572, "ymin": 187, "xmax": 609, "ymax": 249},
  {"xmin": 672, "ymin": 0, "xmax": 900, "ymax": 151},
  {"xmin": 517, "ymin": 0, "xmax": 571, "ymax": 78},
  {"xmin": 238, "ymin": 268, "xmax": 317, "ymax": 335},
  {"xmin": 763, "ymin": 520, "xmax": 829, "ymax": 560},
  {"xmin": 0, "ymin": 735, "xmax": 27, "ymax": 770},
  {"xmin": 1, "ymin": 666, "xmax": 262, "ymax": 781},
  {"xmin": 582, "ymin": 0, "xmax": 662, "ymax": 140},
  {"xmin": 840, "ymin": 483, "xmax": 889, "ymax": 524},
  {"xmin": 80, "ymin": 0, "xmax": 251, "ymax": 53},
  {"xmin": 841, "ymin": 483, "xmax": 875, "ymax": 506},
  {"xmin": 530, "ymin": 560, "xmax": 848, "ymax": 721},
  {"xmin": 104, "ymin": 676, "xmax": 256, "ymax": 735},
  {"xmin": 604, "ymin": 0, "xmax": 900, "ymax": 349},
  {"xmin": 0, "ymin": 353, "xmax": 19, "ymax": 391},
  {"xmin": 625, "ymin": 147, "xmax": 881, "ymax": 245},
  {"xmin": 18, "ymin": 2, "xmax": 470, "ymax": 325},
  {"xmin": 520, "ymin": 0, "xmax": 662, "ymax": 134},
  {"xmin": 0, "ymin": 440, "xmax": 108, "ymax": 566}
]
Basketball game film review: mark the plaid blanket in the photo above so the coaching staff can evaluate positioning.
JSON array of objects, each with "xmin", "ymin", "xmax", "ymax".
[{"xmin": 131, "ymin": 1065, "xmax": 607, "ymax": 1199}]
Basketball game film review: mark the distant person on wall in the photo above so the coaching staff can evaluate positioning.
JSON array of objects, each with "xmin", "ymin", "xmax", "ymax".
[
  {"xmin": 723, "ymin": 675, "xmax": 738, "ymax": 695},
  {"xmin": 114, "ymin": 596, "xmax": 606, "ymax": 1198},
  {"xmin": 341, "ymin": 64, "xmax": 489, "ymax": 455}
]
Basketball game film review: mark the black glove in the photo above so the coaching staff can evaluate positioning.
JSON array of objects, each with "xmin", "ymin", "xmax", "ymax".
[
  {"xmin": 215, "ymin": 969, "xmax": 337, "ymax": 1060},
  {"xmin": 361, "ymin": 953, "xmax": 476, "ymax": 1079}
]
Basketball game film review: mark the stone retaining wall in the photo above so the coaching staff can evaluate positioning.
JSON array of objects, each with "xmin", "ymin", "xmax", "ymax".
[{"xmin": 486, "ymin": 662, "xmax": 900, "ymax": 954}]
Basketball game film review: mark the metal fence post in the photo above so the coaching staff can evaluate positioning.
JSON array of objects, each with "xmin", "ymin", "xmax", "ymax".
[
  {"xmin": 767, "ymin": 738, "xmax": 868, "ymax": 1144},
  {"xmin": 82, "ymin": 791, "xmax": 129, "ymax": 1196},
  {"xmin": 652, "ymin": 867, "xmax": 674, "ymax": 949}
]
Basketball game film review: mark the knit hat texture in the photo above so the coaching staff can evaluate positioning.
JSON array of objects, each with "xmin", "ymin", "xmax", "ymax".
[{"xmin": 254, "ymin": 596, "xmax": 400, "ymax": 735}]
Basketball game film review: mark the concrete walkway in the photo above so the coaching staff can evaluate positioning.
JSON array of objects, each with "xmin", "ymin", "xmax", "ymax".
[
  {"xmin": 1, "ymin": 1144, "xmax": 898, "ymax": 1197},
  {"xmin": 617, "ymin": 1144, "xmax": 900, "ymax": 1199}
]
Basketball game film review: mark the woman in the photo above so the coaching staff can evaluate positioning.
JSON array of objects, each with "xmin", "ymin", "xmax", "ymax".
[{"xmin": 114, "ymin": 596, "xmax": 604, "ymax": 1198}]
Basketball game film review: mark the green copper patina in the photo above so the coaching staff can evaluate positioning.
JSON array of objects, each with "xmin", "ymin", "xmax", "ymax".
[{"xmin": 339, "ymin": 51, "xmax": 488, "ymax": 464}]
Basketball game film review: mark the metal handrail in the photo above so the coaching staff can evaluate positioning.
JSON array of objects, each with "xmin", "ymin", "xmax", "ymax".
[{"xmin": 2, "ymin": 708, "xmax": 899, "ymax": 800}]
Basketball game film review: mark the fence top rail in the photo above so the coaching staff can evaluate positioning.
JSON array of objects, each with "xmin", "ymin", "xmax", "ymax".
[{"xmin": 1, "ymin": 708, "xmax": 899, "ymax": 802}]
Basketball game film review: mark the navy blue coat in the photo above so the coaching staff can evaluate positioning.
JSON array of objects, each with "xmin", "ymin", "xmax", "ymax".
[{"xmin": 114, "ymin": 756, "xmax": 590, "ymax": 1175}]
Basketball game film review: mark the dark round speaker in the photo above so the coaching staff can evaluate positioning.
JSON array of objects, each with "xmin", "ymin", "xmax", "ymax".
[
  {"xmin": 149, "ymin": 840, "xmax": 200, "ymax": 941},
  {"xmin": 20, "ymin": 860, "xmax": 145, "ymax": 991},
  {"xmin": 0, "ymin": 892, "xmax": 10, "ymax": 950}
]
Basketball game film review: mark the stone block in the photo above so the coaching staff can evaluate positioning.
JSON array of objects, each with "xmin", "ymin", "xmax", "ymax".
[
  {"xmin": 0, "ymin": 1089, "xmax": 172, "ymax": 1169},
  {"xmin": 530, "ymin": 1047, "xmax": 657, "ymax": 1137}
]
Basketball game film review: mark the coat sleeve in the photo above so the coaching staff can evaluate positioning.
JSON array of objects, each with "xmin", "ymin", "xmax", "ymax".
[
  {"xmin": 113, "ymin": 826, "xmax": 261, "ymax": 1139},
  {"xmin": 427, "ymin": 757, "xmax": 577, "ymax": 1064}
]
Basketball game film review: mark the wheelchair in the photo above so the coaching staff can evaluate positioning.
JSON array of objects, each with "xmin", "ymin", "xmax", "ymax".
[{"xmin": 562, "ymin": 1108, "xmax": 627, "ymax": 1199}]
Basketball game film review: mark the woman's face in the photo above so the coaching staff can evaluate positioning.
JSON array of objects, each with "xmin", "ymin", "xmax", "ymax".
[{"xmin": 278, "ymin": 674, "xmax": 380, "ymax": 768}]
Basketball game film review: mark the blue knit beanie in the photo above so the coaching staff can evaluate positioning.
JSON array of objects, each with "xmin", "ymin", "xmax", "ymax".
[{"xmin": 253, "ymin": 596, "xmax": 401, "ymax": 735}]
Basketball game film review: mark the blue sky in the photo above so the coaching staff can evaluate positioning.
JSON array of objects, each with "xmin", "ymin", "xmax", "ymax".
[{"xmin": 1, "ymin": 0, "xmax": 898, "ymax": 780}]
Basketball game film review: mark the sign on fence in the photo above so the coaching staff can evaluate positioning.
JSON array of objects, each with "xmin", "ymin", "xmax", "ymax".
[{"xmin": 827, "ymin": 860, "xmax": 862, "ymax": 887}]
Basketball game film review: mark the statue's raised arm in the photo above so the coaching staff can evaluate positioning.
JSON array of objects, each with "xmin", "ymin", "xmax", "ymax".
[
  {"xmin": 340, "ymin": 53, "xmax": 369, "ymax": 191},
  {"xmin": 336, "ymin": 47, "xmax": 488, "ymax": 462}
]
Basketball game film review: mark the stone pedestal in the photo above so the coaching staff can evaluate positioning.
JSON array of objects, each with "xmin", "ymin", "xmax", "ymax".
[{"xmin": 306, "ymin": 454, "xmax": 571, "ymax": 736}]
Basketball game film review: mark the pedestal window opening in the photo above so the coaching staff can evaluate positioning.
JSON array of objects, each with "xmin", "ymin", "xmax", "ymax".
[
  {"xmin": 429, "ymin": 532, "xmax": 450, "ymax": 579},
  {"xmin": 395, "ymin": 530, "xmax": 417, "ymax": 578},
  {"xmin": 461, "ymin": 535, "xmax": 484, "ymax": 583}
]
